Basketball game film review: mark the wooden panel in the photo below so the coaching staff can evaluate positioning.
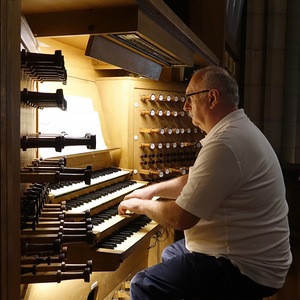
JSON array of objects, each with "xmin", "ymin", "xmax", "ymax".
[
  {"xmin": 0, "ymin": 0, "xmax": 21, "ymax": 299},
  {"xmin": 95, "ymin": 76, "xmax": 204, "ymax": 182},
  {"xmin": 63, "ymin": 149, "xmax": 115, "ymax": 170},
  {"xmin": 21, "ymin": 0, "xmax": 136, "ymax": 14},
  {"xmin": 23, "ymin": 8, "xmax": 138, "ymax": 37},
  {"xmin": 132, "ymin": 85, "xmax": 203, "ymax": 181}
]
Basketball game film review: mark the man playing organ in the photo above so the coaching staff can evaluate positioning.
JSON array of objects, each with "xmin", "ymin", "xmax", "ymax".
[{"xmin": 118, "ymin": 66, "xmax": 292, "ymax": 300}]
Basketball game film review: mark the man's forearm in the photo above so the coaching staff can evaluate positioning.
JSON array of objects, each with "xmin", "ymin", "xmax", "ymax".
[
  {"xmin": 149, "ymin": 174, "xmax": 188, "ymax": 199},
  {"xmin": 119, "ymin": 197, "xmax": 199, "ymax": 230}
]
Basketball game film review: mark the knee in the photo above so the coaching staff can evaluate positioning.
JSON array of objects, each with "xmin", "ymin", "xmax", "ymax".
[
  {"xmin": 162, "ymin": 239, "xmax": 187, "ymax": 262},
  {"xmin": 130, "ymin": 270, "xmax": 146, "ymax": 298},
  {"xmin": 162, "ymin": 242, "xmax": 184, "ymax": 262},
  {"xmin": 130, "ymin": 270, "xmax": 144, "ymax": 288},
  {"xmin": 162, "ymin": 245, "xmax": 174, "ymax": 262}
]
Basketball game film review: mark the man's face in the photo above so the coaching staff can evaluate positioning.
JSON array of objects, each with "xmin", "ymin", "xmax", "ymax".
[{"xmin": 183, "ymin": 76, "xmax": 210, "ymax": 132}]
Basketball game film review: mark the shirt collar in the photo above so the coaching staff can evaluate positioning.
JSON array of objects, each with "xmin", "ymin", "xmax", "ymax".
[{"xmin": 200, "ymin": 109, "xmax": 246, "ymax": 146}]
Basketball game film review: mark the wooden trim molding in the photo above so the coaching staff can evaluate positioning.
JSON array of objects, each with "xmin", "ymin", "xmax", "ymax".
[{"xmin": 0, "ymin": 0, "xmax": 21, "ymax": 299}]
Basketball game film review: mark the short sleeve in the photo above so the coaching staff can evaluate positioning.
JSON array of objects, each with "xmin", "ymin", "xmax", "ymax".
[{"xmin": 176, "ymin": 140, "xmax": 242, "ymax": 220}]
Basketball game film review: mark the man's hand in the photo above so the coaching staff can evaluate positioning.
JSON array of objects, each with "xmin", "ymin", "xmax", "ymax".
[
  {"xmin": 118, "ymin": 197, "xmax": 200, "ymax": 230},
  {"xmin": 118, "ymin": 198, "xmax": 148, "ymax": 216}
]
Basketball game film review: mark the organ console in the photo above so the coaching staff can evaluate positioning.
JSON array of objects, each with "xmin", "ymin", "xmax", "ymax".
[
  {"xmin": 19, "ymin": 48, "xmax": 200, "ymax": 299},
  {"xmin": 19, "ymin": 50, "xmax": 166, "ymax": 296}
]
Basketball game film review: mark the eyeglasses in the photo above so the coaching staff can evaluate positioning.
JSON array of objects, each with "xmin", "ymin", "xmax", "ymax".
[{"xmin": 184, "ymin": 90, "xmax": 210, "ymax": 102}]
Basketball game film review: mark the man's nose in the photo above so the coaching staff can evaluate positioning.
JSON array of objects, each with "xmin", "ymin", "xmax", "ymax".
[{"xmin": 183, "ymin": 100, "xmax": 189, "ymax": 111}]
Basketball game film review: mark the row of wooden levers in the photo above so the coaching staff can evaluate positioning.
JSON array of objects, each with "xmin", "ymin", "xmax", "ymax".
[
  {"xmin": 21, "ymin": 49, "xmax": 67, "ymax": 110},
  {"xmin": 20, "ymin": 49, "xmax": 98, "ymax": 185},
  {"xmin": 20, "ymin": 156, "xmax": 160, "ymax": 285}
]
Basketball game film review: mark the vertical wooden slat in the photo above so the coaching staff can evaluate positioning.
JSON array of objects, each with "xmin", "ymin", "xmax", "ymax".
[{"xmin": 0, "ymin": 0, "xmax": 21, "ymax": 299}]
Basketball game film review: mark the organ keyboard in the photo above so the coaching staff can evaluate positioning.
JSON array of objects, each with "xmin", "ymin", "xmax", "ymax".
[
  {"xmin": 96, "ymin": 215, "xmax": 158, "ymax": 253},
  {"xmin": 49, "ymin": 167, "xmax": 131, "ymax": 198},
  {"xmin": 47, "ymin": 163, "xmax": 162, "ymax": 272},
  {"xmin": 66, "ymin": 215, "xmax": 160, "ymax": 271},
  {"xmin": 65, "ymin": 180, "xmax": 145, "ymax": 214}
]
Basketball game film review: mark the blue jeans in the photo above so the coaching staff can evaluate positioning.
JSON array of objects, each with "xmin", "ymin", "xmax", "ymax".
[{"xmin": 130, "ymin": 239, "xmax": 278, "ymax": 300}]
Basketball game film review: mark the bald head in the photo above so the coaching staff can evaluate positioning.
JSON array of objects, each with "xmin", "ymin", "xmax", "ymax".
[
  {"xmin": 191, "ymin": 66, "xmax": 240, "ymax": 107},
  {"xmin": 183, "ymin": 66, "xmax": 240, "ymax": 133}
]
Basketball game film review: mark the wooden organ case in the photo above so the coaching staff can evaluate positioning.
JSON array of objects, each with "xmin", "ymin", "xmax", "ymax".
[
  {"xmin": 20, "ymin": 71, "xmax": 204, "ymax": 300},
  {"xmin": 19, "ymin": 51, "xmax": 169, "ymax": 299},
  {"xmin": 19, "ymin": 17, "xmax": 204, "ymax": 300}
]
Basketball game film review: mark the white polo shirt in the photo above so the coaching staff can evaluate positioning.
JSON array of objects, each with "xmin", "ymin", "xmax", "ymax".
[{"xmin": 176, "ymin": 109, "xmax": 292, "ymax": 289}]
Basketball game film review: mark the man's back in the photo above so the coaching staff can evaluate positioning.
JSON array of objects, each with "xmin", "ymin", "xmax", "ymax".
[{"xmin": 177, "ymin": 109, "xmax": 292, "ymax": 288}]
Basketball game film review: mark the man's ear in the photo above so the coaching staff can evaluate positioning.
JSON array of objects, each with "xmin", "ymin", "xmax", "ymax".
[{"xmin": 208, "ymin": 89, "xmax": 219, "ymax": 109}]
